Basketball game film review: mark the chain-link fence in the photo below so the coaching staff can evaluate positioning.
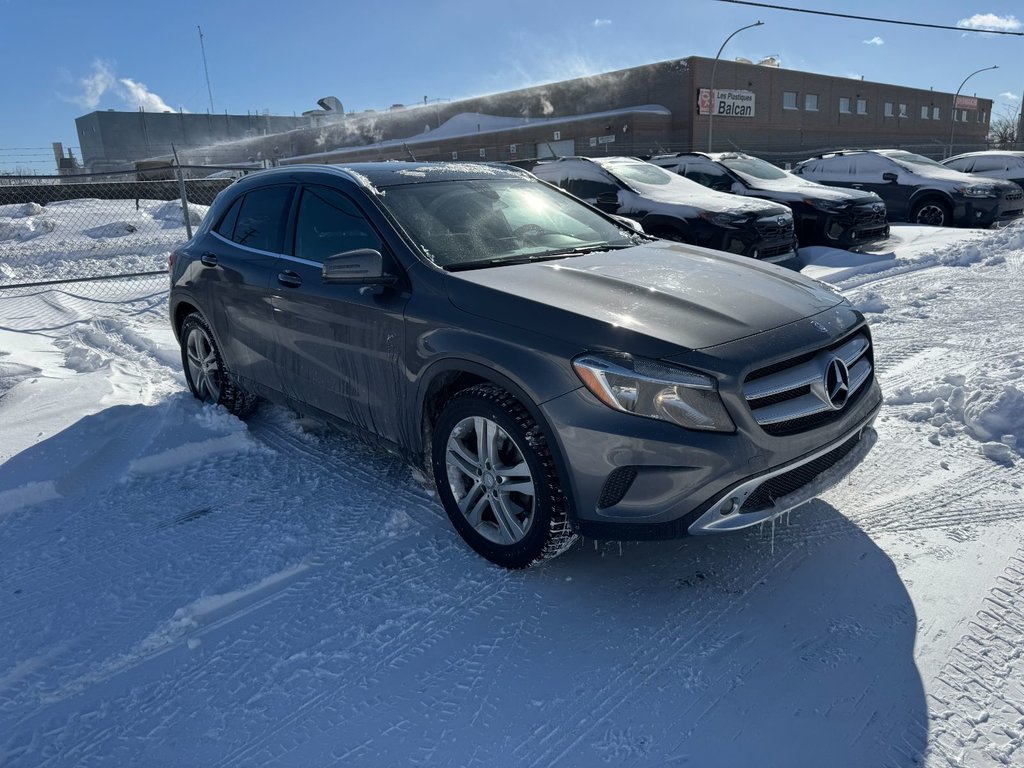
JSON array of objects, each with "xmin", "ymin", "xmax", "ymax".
[{"xmin": 0, "ymin": 167, "xmax": 247, "ymax": 308}]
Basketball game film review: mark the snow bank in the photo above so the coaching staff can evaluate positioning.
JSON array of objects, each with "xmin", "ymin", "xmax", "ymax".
[{"xmin": 886, "ymin": 361, "xmax": 1024, "ymax": 465}]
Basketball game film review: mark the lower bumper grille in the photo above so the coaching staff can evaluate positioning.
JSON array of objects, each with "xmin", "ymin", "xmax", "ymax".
[{"xmin": 741, "ymin": 433, "xmax": 861, "ymax": 512}]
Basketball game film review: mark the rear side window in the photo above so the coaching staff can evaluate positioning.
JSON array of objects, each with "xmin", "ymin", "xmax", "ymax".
[
  {"xmin": 214, "ymin": 197, "xmax": 242, "ymax": 238},
  {"xmin": 294, "ymin": 186, "xmax": 383, "ymax": 263},
  {"xmin": 944, "ymin": 158, "xmax": 973, "ymax": 173},
  {"xmin": 231, "ymin": 186, "xmax": 294, "ymax": 253}
]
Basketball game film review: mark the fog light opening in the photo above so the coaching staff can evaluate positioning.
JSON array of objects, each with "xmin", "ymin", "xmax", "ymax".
[{"xmin": 720, "ymin": 497, "xmax": 740, "ymax": 516}]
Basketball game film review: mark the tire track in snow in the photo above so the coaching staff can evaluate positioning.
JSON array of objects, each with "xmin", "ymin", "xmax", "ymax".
[
  {"xmin": 926, "ymin": 549, "xmax": 1024, "ymax": 767},
  {"xmin": 515, "ymin": 549, "xmax": 803, "ymax": 768}
]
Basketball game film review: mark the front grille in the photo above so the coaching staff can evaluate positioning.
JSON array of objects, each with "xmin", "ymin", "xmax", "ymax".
[
  {"xmin": 744, "ymin": 330, "xmax": 874, "ymax": 436},
  {"xmin": 853, "ymin": 208, "xmax": 887, "ymax": 227},
  {"xmin": 754, "ymin": 216, "xmax": 795, "ymax": 239},
  {"xmin": 741, "ymin": 432, "xmax": 862, "ymax": 512},
  {"xmin": 597, "ymin": 466, "xmax": 638, "ymax": 509},
  {"xmin": 758, "ymin": 242, "xmax": 795, "ymax": 260},
  {"xmin": 1004, "ymin": 189, "xmax": 1023, "ymax": 202}
]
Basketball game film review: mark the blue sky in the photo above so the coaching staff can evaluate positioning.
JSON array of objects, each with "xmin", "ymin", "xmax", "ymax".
[{"xmin": 2, "ymin": 0, "xmax": 1022, "ymax": 172}]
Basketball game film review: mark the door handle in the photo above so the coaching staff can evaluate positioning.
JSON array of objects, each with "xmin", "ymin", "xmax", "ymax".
[
  {"xmin": 200, "ymin": 252, "xmax": 218, "ymax": 267},
  {"xmin": 277, "ymin": 271, "xmax": 303, "ymax": 288}
]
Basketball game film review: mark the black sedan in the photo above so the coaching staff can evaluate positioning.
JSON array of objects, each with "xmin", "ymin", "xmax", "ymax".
[{"xmin": 651, "ymin": 152, "xmax": 889, "ymax": 248}]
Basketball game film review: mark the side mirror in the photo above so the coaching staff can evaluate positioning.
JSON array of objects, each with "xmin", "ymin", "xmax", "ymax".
[
  {"xmin": 595, "ymin": 191, "xmax": 621, "ymax": 213},
  {"xmin": 882, "ymin": 172, "xmax": 898, "ymax": 183},
  {"xmin": 730, "ymin": 182, "xmax": 745, "ymax": 194},
  {"xmin": 322, "ymin": 249, "xmax": 397, "ymax": 285}
]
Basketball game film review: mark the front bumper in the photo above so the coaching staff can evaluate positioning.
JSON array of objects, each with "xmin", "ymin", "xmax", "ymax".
[
  {"xmin": 956, "ymin": 193, "xmax": 1024, "ymax": 227},
  {"xmin": 540, "ymin": 366, "xmax": 882, "ymax": 541}
]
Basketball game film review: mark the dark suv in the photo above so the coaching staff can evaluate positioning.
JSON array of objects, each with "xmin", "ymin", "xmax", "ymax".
[
  {"xmin": 794, "ymin": 149, "xmax": 1024, "ymax": 228},
  {"xmin": 529, "ymin": 156, "xmax": 798, "ymax": 263},
  {"xmin": 651, "ymin": 152, "xmax": 889, "ymax": 248},
  {"xmin": 170, "ymin": 162, "xmax": 880, "ymax": 568}
]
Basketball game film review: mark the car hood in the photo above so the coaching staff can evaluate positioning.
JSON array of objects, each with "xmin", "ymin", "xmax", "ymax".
[
  {"xmin": 445, "ymin": 242, "xmax": 844, "ymax": 355},
  {"xmin": 623, "ymin": 186, "xmax": 789, "ymax": 217},
  {"xmin": 745, "ymin": 176, "xmax": 881, "ymax": 205}
]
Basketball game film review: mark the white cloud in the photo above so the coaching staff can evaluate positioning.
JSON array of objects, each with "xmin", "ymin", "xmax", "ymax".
[
  {"xmin": 957, "ymin": 13, "xmax": 1021, "ymax": 31},
  {"xmin": 1000, "ymin": 91, "xmax": 1019, "ymax": 102},
  {"xmin": 593, "ymin": 18, "xmax": 612, "ymax": 27},
  {"xmin": 862, "ymin": 36, "xmax": 884, "ymax": 45},
  {"xmin": 63, "ymin": 59, "xmax": 185, "ymax": 113}
]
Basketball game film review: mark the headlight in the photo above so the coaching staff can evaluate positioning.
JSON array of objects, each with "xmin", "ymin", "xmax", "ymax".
[
  {"xmin": 957, "ymin": 185, "xmax": 1000, "ymax": 198},
  {"xmin": 803, "ymin": 198, "xmax": 850, "ymax": 212},
  {"xmin": 698, "ymin": 211, "xmax": 748, "ymax": 229},
  {"xmin": 572, "ymin": 353, "xmax": 735, "ymax": 432}
]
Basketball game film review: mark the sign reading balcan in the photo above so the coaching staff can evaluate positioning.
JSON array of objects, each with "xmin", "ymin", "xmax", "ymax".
[{"xmin": 698, "ymin": 88, "xmax": 756, "ymax": 117}]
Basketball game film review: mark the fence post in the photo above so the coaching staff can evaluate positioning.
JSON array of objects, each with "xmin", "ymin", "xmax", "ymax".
[{"xmin": 171, "ymin": 144, "xmax": 193, "ymax": 241}]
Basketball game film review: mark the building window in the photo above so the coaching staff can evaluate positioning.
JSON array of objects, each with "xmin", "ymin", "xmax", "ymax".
[
  {"xmin": 805, "ymin": 93, "xmax": 819, "ymax": 111},
  {"xmin": 899, "ymin": 103, "xmax": 908, "ymax": 117},
  {"xmin": 857, "ymin": 98, "xmax": 868, "ymax": 115},
  {"xmin": 933, "ymin": 106, "xmax": 941, "ymax": 120},
  {"xmin": 920, "ymin": 105, "xmax": 929, "ymax": 119},
  {"xmin": 479, "ymin": 148, "xmax": 486, "ymax": 158},
  {"xmin": 839, "ymin": 97, "xmax": 851, "ymax": 113},
  {"xmin": 961, "ymin": 109, "xmax": 970, "ymax": 122},
  {"xmin": 783, "ymin": 91, "xmax": 798, "ymax": 110},
  {"xmin": 884, "ymin": 102, "xmax": 894, "ymax": 117}
]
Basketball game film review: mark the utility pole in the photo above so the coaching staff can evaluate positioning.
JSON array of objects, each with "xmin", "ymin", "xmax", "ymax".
[{"xmin": 198, "ymin": 25, "xmax": 215, "ymax": 114}]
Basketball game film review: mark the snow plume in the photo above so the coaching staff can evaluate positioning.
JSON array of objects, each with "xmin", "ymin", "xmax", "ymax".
[
  {"xmin": 65, "ymin": 59, "xmax": 185, "ymax": 113},
  {"xmin": 957, "ymin": 13, "xmax": 1021, "ymax": 32},
  {"xmin": 593, "ymin": 18, "xmax": 612, "ymax": 27},
  {"xmin": 70, "ymin": 59, "xmax": 116, "ymax": 110},
  {"xmin": 1000, "ymin": 91, "xmax": 1019, "ymax": 102},
  {"xmin": 118, "ymin": 78, "xmax": 176, "ymax": 113},
  {"xmin": 862, "ymin": 36, "xmax": 884, "ymax": 45}
]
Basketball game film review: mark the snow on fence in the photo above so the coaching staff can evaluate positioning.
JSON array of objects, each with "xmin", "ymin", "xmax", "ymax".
[{"xmin": 0, "ymin": 169, "xmax": 236, "ymax": 302}]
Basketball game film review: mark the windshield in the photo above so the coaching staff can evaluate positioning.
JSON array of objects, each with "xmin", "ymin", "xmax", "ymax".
[
  {"xmin": 885, "ymin": 151, "xmax": 944, "ymax": 168},
  {"xmin": 603, "ymin": 162, "xmax": 675, "ymax": 186},
  {"xmin": 378, "ymin": 178, "xmax": 640, "ymax": 269},
  {"xmin": 720, "ymin": 156, "xmax": 790, "ymax": 181}
]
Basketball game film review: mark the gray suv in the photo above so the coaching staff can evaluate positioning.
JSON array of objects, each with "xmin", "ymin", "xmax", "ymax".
[{"xmin": 169, "ymin": 162, "xmax": 881, "ymax": 568}]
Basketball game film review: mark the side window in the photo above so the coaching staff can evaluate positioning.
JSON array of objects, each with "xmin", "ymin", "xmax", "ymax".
[
  {"xmin": 214, "ymin": 197, "xmax": 242, "ymax": 239},
  {"xmin": 563, "ymin": 178, "xmax": 620, "ymax": 200},
  {"xmin": 970, "ymin": 156, "xmax": 1006, "ymax": 173},
  {"xmin": 683, "ymin": 164, "xmax": 733, "ymax": 191},
  {"xmin": 294, "ymin": 186, "xmax": 382, "ymax": 263},
  {"xmin": 232, "ymin": 186, "xmax": 294, "ymax": 253}
]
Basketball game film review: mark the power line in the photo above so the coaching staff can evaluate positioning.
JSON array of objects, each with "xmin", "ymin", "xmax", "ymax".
[{"xmin": 713, "ymin": 1, "xmax": 1024, "ymax": 36}]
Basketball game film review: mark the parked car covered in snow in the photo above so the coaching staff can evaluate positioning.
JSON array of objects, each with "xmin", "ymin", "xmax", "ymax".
[
  {"xmin": 793, "ymin": 149, "xmax": 1024, "ymax": 228},
  {"xmin": 650, "ymin": 151, "xmax": 889, "ymax": 248},
  {"xmin": 941, "ymin": 151, "xmax": 1024, "ymax": 188},
  {"xmin": 528, "ymin": 156, "xmax": 799, "ymax": 263},
  {"xmin": 170, "ymin": 162, "xmax": 880, "ymax": 568}
]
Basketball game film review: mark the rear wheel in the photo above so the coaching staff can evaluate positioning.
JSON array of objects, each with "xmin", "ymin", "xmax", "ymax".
[
  {"xmin": 431, "ymin": 385, "xmax": 576, "ymax": 568},
  {"xmin": 910, "ymin": 199, "xmax": 952, "ymax": 227},
  {"xmin": 180, "ymin": 312, "xmax": 257, "ymax": 417}
]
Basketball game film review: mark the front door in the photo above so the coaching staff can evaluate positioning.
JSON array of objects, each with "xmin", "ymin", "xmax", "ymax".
[{"xmin": 269, "ymin": 184, "xmax": 408, "ymax": 442}]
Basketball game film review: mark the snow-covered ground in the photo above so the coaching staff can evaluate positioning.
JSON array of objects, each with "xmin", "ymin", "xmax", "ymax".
[{"xmin": 1, "ymin": 200, "xmax": 1022, "ymax": 767}]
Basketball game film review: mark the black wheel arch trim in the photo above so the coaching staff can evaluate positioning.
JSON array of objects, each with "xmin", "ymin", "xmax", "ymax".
[{"xmin": 413, "ymin": 356, "xmax": 581, "ymax": 524}]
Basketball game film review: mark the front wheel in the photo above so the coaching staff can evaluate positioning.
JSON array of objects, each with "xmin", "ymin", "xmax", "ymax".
[
  {"xmin": 431, "ymin": 385, "xmax": 577, "ymax": 568},
  {"xmin": 180, "ymin": 312, "xmax": 257, "ymax": 417},
  {"xmin": 910, "ymin": 199, "xmax": 952, "ymax": 227}
]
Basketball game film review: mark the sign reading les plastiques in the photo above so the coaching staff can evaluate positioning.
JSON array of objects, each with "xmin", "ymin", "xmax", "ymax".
[{"xmin": 697, "ymin": 88, "xmax": 756, "ymax": 117}]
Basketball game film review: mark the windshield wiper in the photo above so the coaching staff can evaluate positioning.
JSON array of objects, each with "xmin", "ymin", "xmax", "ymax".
[{"xmin": 444, "ymin": 243, "xmax": 631, "ymax": 272}]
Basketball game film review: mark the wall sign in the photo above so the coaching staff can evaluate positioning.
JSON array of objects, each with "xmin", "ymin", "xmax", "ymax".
[{"xmin": 698, "ymin": 88, "xmax": 756, "ymax": 117}]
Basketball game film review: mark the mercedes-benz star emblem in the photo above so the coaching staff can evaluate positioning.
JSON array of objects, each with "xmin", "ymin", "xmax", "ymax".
[
  {"xmin": 873, "ymin": 203, "xmax": 883, "ymax": 213},
  {"xmin": 777, "ymin": 216, "xmax": 787, "ymax": 227},
  {"xmin": 823, "ymin": 356, "xmax": 850, "ymax": 409}
]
